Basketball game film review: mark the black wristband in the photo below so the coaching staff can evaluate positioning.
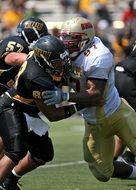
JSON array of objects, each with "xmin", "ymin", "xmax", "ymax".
[{"xmin": 63, "ymin": 106, "xmax": 72, "ymax": 118}]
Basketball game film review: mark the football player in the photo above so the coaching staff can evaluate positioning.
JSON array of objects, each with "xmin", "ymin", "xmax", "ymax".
[
  {"xmin": 0, "ymin": 35, "xmax": 81, "ymax": 189},
  {"xmin": 0, "ymin": 17, "xmax": 55, "ymax": 190},
  {"xmin": 0, "ymin": 17, "xmax": 49, "ymax": 95},
  {"xmin": 43, "ymin": 16, "xmax": 136, "ymax": 181},
  {"xmin": 114, "ymin": 40, "xmax": 136, "ymax": 164}
]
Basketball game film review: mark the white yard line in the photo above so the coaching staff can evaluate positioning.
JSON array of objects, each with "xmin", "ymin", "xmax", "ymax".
[{"xmin": 39, "ymin": 160, "xmax": 86, "ymax": 168}]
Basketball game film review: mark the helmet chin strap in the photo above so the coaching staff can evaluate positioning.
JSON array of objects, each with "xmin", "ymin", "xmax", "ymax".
[{"xmin": 80, "ymin": 37, "xmax": 94, "ymax": 53}]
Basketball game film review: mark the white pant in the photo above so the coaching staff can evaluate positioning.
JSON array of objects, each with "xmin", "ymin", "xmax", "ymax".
[{"xmin": 25, "ymin": 112, "xmax": 49, "ymax": 136}]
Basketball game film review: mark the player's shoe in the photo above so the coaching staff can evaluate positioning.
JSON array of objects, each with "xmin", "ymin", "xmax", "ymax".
[
  {"xmin": 0, "ymin": 183, "xmax": 20, "ymax": 190},
  {"xmin": 0, "ymin": 173, "xmax": 21, "ymax": 190},
  {"xmin": 121, "ymin": 151, "xmax": 135, "ymax": 165}
]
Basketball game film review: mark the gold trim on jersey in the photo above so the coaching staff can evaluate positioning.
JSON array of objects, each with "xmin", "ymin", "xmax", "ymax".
[
  {"xmin": 14, "ymin": 51, "xmax": 34, "ymax": 89},
  {"xmin": 0, "ymin": 69, "xmax": 8, "ymax": 76},
  {"xmin": 7, "ymin": 79, "xmax": 14, "ymax": 88},
  {"xmin": 13, "ymin": 94, "xmax": 33, "ymax": 105},
  {"xmin": 14, "ymin": 61, "xmax": 27, "ymax": 89}
]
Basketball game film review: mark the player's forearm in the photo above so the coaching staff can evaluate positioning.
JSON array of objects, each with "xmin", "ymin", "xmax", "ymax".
[
  {"xmin": 46, "ymin": 105, "xmax": 77, "ymax": 121},
  {"xmin": 35, "ymin": 99, "xmax": 77, "ymax": 122},
  {"xmin": 5, "ymin": 53, "xmax": 27, "ymax": 66},
  {"xmin": 69, "ymin": 91, "xmax": 102, "ymax": 106}
]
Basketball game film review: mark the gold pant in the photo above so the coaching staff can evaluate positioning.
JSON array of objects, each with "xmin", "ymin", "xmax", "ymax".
[{"xmin": 83, "ymin": 100, "xmax": 136, "ymax": 181}]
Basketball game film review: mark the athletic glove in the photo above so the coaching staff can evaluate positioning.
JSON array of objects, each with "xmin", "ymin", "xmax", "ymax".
[{"xmin": 43, "ymin": 87, "xmax": 69, "ymax": 106}]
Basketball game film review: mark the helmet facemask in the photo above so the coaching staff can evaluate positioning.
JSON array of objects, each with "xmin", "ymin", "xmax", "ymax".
[
  {"xmin": 22, "ymin": 28, "xmax": 41, "ymax": 45},
  {"xmin": 59, "ymin": 32, "xmax": 89, "ymax": 58},
  {"xmin": 34, "ymin": 50, "xmax": 71, "ymax": 82},
  {"xmin": 17, "ymin": 27, "xmax": 41, "ymax": 45}
]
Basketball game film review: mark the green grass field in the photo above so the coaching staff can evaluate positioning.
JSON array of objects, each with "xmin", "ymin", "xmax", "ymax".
[{"xmin": 20, "ymin": 116, "xmax": 136, "ymax": 190}]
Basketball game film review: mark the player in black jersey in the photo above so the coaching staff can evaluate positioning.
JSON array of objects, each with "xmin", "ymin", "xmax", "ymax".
[
  {"xmin": 0, "ymin": 16, "xmax": 49, "ymax": 94},
  {"xmin": 113, "ymin": 42, "xmax": 136, "ymax": 165},
  {"xmin": 0, "ymin": 17, "xmax": 56, "ymax": 190},
  {"xmin": 0, "ymin": 34, "xmax": 29, "ymax": 161},
  {"xmin": 0, "ymin": 35, "xmax": 79, "ymax": 189},
  {"xmin": 0, "ymin": 35, "xmax": 29, "ymax": 94},
  {"xmin": 0, "ymin": 34, "xmax": 29, "ymax": 164}
]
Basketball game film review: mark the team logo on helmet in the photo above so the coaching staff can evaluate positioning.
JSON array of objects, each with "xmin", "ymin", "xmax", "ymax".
[{"xmin": 25, "ymin": 21, "xmax": 44, "ymax": 31}]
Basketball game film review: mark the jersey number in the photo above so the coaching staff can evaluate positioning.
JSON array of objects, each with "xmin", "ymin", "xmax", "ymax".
[
  {"xmin": 2, "ymin": 41, "xmax": 24, "ymax": 58},
  {"xmin": 6, "ymin": 41, "xmax": 24, "ymax": 52}
]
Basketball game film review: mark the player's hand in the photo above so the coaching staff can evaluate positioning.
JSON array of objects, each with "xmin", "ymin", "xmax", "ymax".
[{"xmin": 43, "ymin": 87, "xmax": 69, "ymax": 106}]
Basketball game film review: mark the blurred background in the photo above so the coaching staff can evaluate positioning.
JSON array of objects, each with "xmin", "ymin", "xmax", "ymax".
[{"xmin": 0, "ymin": 0, "xmax": 136, "ymax": 64}]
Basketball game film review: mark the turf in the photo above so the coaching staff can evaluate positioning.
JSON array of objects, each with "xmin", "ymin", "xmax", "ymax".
[{"xmin": 20, "ymin": 116, "xmax": 136, "ymax": 190}]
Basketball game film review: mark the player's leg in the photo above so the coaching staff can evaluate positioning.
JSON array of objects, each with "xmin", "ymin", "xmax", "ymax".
[
  {"xmin": 83, "ymin": 102, "xmax": 131, "ymax": 181},
  {"xmin": 0, "ymin": 131, "xmax": 54, "ymax": 189},
  {"xmin": 0, "ymin": 108, "xmax": 28, "ymax": 184},
  {"xmin": 83, "ymin": 120, "xmax": 115, "ymax": 182},
  {"xmin": 114, "ymin": 65, "xmax": 136, "ymax": 164},
  {"xmin": 112, "ymin": 100, "xmax": 136, "ymax": 178}
]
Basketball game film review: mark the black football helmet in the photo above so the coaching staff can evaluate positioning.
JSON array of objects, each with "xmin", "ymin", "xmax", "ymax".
[
  {"xmin": 33, "ymin": 35, "xmax": 71, "ymax": 81},
  {"xmin": 16, "ymin": 17, "xmax": 49, "ymax": 45}
]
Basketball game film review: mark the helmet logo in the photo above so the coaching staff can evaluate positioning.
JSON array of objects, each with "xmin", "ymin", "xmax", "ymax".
[
  {"xmin": 35, "ymin": 47, "xmax": 51, "ymax": 60},
  {"xmin": 25, "ymin": 22, "xmax": 43, "ymax": 30},
  {"xmin": 81, "ymin": 22, "xmax": 93, "ymax": 30}
]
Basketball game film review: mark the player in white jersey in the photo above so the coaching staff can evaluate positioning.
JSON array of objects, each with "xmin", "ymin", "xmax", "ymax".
[
  {"xmin": 72, "ymin": 36, "xmax": 120, "ymax": 124},
  {"xmin": 44, "ymin": 16, "xmax": 136, "ymax": 182}
]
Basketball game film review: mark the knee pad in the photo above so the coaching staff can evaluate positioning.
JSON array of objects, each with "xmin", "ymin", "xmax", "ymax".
[
  {"xmin": 88, "ymin": 162, "xmax": 113, "ymax": 182},
  {"xmin": 28, "ymin": 131, "xmax": 54, "ymax": 165},
  {"xmin": 0, "ymin": 108, "xmax": 28, "ymax": 164}
]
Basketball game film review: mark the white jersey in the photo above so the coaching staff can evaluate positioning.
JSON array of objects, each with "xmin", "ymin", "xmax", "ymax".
[{"xmin": 70, "ymin": 36, "xmax": 121, "ymax": 124}]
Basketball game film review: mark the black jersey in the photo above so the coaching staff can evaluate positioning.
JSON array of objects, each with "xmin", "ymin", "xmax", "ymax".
[
  {"xmin": 0, "ymin": 35, "xmax": 29, "ymax": 94},
  {"xmin": 13, "ymin": 51, "xmax": 57, "ymax": 115},
  {"xmin": 115, "ymin": 54, "xmax": 136, "ymax": 111},
  {"xmin": 121, "ymin": 56, "xmax": 136, "ymax": 77}
]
